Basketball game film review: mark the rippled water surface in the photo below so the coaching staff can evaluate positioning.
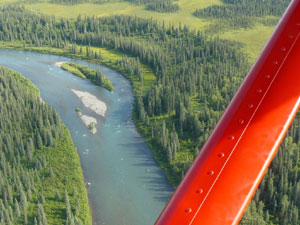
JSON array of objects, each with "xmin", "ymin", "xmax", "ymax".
[{"xmin": 0, "ymin": 49, "xmax": 173, "ymax": 225}]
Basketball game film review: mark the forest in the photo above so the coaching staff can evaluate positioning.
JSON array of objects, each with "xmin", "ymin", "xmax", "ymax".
[
  {"xmin": 0, "ymin": 66, "xmax": 91, "ymax": 224},
  {"xmin": 194, "ymin": 0, "xmax": 291, "ymax": 29},
  {"xmin": 146, "ymin": 1, "xmax": 179, "ymax": 13},
  {"xmin": 0, "ymin": 3, "xmax": 299, "ymax": 224}
]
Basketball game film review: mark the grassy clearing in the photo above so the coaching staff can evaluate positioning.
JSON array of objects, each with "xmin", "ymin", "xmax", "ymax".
[
  {"xmin": 0, "ymin": 0, "xmax": 17, "ymax": 3},
  {"xmin": 219, "ymin": 23, "xmax": 276, "ymax": 63},
  {"xmin": 25, "ymin": 0, "xmax": 221, "ymax": 30}
]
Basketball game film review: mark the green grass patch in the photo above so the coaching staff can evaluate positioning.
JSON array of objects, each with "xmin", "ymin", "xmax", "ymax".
[
  {"xmin": 61, "ymin": 62, "xmax": 114, "ymax": 91},
  {"xmin": 61, "ymin": 62, "xmax": 86, "ymax": 79},
  {"xmin": 33, "ymin": 126, "xmax": 92, "ymax": 224},
  {"xmin": 24, "ymin": 0, "xmax": 221, "ymax": 30},
  {"xmin": 218, "ymin": 23, "xmax": 275, "ymax": 63}
]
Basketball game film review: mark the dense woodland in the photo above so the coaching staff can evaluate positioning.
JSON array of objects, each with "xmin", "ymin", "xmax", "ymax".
[
  {"xmin": 0, "ymin": 4, "xmax": 299, "ymax": 224},
  {"xmin": 0, "ymin": 66, "xmax": 91, "ymax": 224},
  {"xmin": 146, "ymin": 1, "xmax": 179, "ymax": 13},
  {"xmin": 194, "ymin": 0, "xmax": 291, "ymax": 29}
]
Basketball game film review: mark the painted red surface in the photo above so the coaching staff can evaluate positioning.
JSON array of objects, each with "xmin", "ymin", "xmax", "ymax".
[{"xmin": 155, "ymin": 0, "xmax": 300, "ymax": 224}]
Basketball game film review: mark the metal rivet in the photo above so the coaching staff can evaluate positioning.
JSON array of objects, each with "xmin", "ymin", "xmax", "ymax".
[
  {"xmin": 281, "ymin": 47, "xmax": 286, "ymax": 52},
  {"xmin": 265, "ymin": 74, "xmax": 271, "ymax": 79},
  {"xmin": 196, "ymin": 189, "xmax": 203, "ymax": 194},
  {"xmin": 238, "ymin": 119, "xmax": 244, "ymax": 124},
  {"xmin": 185, "ymin": 208, "xmax": 192, "ymax": 213},
  {"xmin": 288, "ymin": 34, "xmax": 294, "ymax": 39},
  {"xmin": 256, "ymin": 89, "xmax": 262, "ymax": 93},
  {"xmin": 208, "ymin": 170, "xmax": 214, "ymax": 175},
  {"xmin": 218, "ymin": 152, "xmax": 225, "ymax": 158},
  {"xmin": 248, "ymin": 104, "xmax": 254, "ymax": 108},
  {"xmin": 228, "ymin": 136, "xmax": 234, "ymax": 140},
  {"xmin": 273, "ymin": 60, "xmax": 278, "ymax": 65}
]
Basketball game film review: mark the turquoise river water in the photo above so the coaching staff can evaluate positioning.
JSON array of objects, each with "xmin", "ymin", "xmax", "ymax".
[{"xmin": 0, "ymin": 49, "xmax": 173, "ymax": 225}]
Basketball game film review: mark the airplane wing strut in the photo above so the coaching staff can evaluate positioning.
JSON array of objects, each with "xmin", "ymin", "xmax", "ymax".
[{"xmin": 155, "ymin": 0, "xmax": 300, "ymax": 224}]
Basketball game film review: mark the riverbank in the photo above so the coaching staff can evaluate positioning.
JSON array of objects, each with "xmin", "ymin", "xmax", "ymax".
[
  {"xmin": 0, "ymin": 41, "xmax": 178, "ymax": 186},
  {"xmin": 0, "ymin": 66, "xmax": 92, "ymax": 224},
  {"xmin": 0, "ymin": 49, "xmax": 174, "ymax": 225}
]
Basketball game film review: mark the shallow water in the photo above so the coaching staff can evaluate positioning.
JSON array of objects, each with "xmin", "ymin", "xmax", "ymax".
[{"xmin": 0, "ymin": 49, "xmax": 173, "ymax": 225}]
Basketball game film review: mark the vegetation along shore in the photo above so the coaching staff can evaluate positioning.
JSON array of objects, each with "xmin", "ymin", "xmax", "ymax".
[
  {"xmin": 61, "ymin": 62, "xmax": 114, "ymax": 92},
  {"xmin": 0, "ymin": 66, "xmax": 91, "ymax": 224}
]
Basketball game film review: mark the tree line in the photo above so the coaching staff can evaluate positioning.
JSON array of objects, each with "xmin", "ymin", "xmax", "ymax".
[
  {"xmin": 194, "ymin": 0, "xmax": 291, "ymax": 29},
  {"xmin": 146, "ymin": 1, "xmax": 179, "ymax": 13},
  {"xmin": 0, "ymin": 66, "xmax": 91, "ymax": 224}
]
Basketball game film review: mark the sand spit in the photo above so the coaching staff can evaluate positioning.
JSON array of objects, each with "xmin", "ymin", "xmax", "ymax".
[
  {"xmin": 71, "ymin": 89, "xmax": 107, "ymax": 117},
  {"xmin": 54, "ymin": 61, "xmax": 66, "ymax": 67},
  {"xmin": 39, "ymin": 96, "xmax": 45, "ymax": 104},
  {"xmin": 80, "ymin": 114, "xmax": 97, "ymax": 134}
]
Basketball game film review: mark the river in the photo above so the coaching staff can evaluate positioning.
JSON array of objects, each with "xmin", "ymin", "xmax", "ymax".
[{"xmin": 0, "ymin": 49, "xmax": 173, "ymax": 225}]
